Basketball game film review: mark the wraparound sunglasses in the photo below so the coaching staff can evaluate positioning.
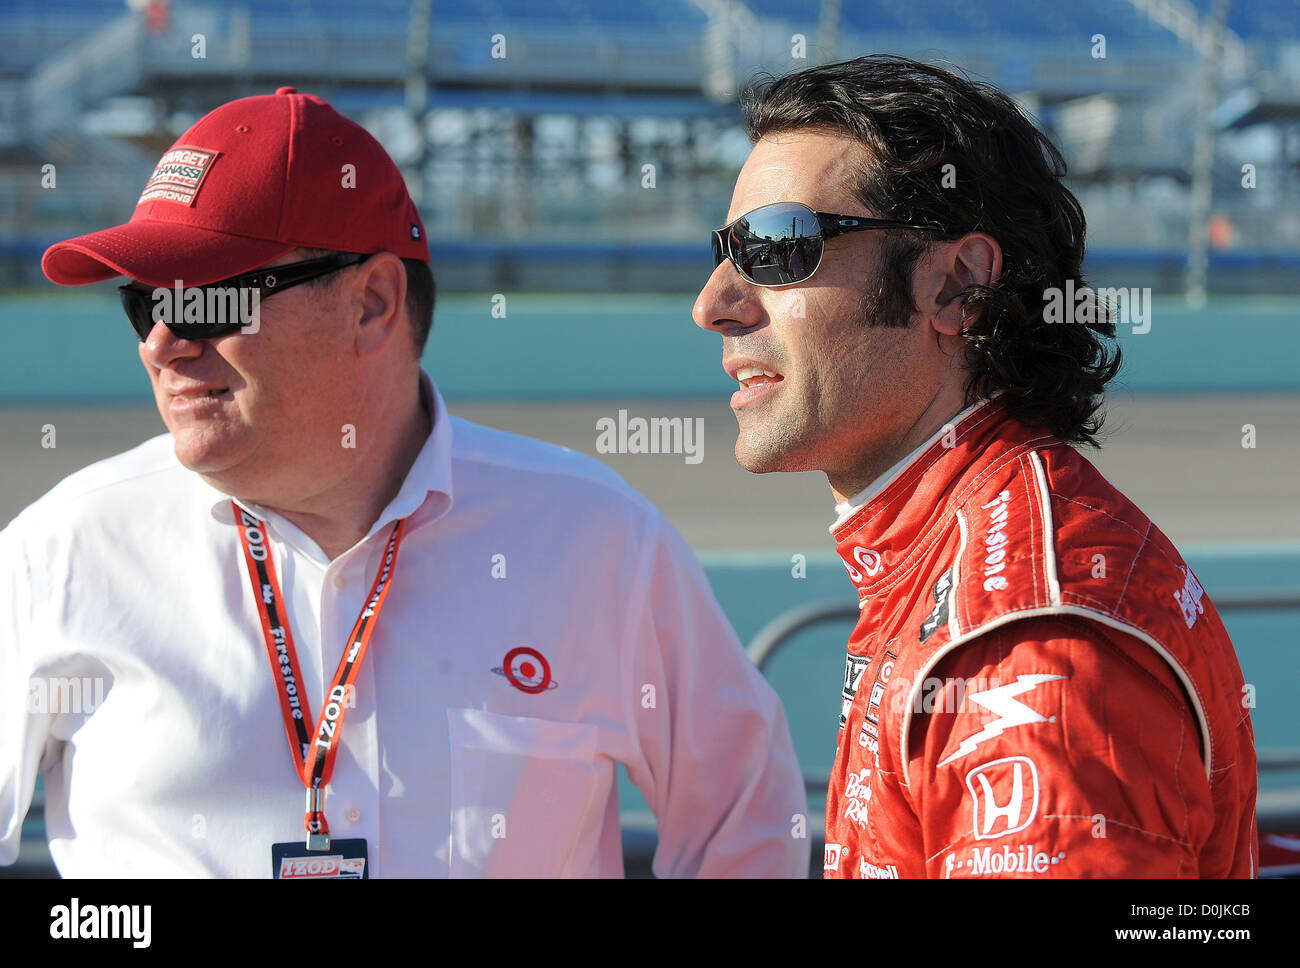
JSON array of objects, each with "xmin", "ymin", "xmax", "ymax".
[
  {"xmin": 118, "ymin": 252, "xmax": 372, "ymax": 341},
  {"xmin": 711, "ymin": 201, "xmax": 947, "ymax": 287}
]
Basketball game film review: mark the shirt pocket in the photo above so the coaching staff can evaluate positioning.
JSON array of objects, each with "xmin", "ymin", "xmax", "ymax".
[{"xmin": 446, "ymin": 707, "xmax": 608, "ymax": 878}]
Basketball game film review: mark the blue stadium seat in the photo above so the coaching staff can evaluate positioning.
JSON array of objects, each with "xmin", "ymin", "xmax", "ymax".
[{"xmin": 1187, "ymin": 0, "xmax": 1300, "ymax": 41}]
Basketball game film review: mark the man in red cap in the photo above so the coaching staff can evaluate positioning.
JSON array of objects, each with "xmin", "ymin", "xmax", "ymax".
[{"xmin": 1, "ymin": 88, "xmax": 808, "ymax": 878}]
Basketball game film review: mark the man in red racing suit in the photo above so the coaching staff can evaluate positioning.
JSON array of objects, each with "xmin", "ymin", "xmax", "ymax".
[
  {"xmin": 692, "ymin": 54, "xmax": 1259, "ymax": 878},
  {"xmin": 823, "ymin": 397, "xmax": 1257, "ymax": 878}
]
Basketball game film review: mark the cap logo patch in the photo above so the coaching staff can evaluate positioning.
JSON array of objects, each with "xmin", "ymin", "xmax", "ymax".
[{"xmin": 137, "ymin": 146, "xmax": 220, "ymax": 207}]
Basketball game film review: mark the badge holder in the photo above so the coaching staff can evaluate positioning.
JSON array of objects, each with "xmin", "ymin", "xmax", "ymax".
[
  {"xmin": 270, "ymin": 787, "xmax": 369, "ymax": 878},
  {"xmin": 271, "ymin": 840, "xmax": 369, "ymax": 879}
]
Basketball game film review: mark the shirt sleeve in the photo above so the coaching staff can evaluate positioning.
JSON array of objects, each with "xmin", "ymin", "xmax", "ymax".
[
  {"xmin": 907, "ymin": 615, "xmax": 1217, "ymax": 878},
  {"xmin": 623, "ymin": 514, "xmax": 809, "ymax": 878},
  {"xmin": 0, "ymin": 523, "xmax": 50, "ymax": 867}
]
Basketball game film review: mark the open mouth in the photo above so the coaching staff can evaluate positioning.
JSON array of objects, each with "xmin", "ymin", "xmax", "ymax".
[
  {"xmin": 729, "ymin": 364, "xmax": 784, "ymax": 410},
  {"xmin": 735, "ymin": 366, "xmax": 783, "ymax": 388},
  {"xmin": 735, "ymin": 365, "xmax": 783, "ymax": 389}
]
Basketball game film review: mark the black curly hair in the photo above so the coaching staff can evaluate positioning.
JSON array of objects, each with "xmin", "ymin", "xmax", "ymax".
[{"xmin": 741, "ymin": 54, "xmax": 1121, "ymax": 446}]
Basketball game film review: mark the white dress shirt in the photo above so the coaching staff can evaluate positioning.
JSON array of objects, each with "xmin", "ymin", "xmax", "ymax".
[{"xmin": 1, "ymin": 372, "xmax": 807, "ymax": 877}]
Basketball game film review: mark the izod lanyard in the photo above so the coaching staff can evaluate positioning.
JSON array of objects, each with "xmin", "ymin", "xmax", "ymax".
[{"xmin": 232, "ymin": 501, "xmax": 406, "ymax": 851}]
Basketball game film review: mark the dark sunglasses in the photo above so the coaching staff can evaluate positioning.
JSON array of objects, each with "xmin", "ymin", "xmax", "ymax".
[
  {"xmin": 711, "ymin": 202, "xmax": 947, "ymax": 287},
  {"xmin": 118, "ymin": 252, "xmax": 372, "ymax": 341}
]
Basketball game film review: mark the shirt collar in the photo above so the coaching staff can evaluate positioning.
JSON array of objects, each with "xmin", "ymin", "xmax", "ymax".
[{"xmin": 201, "ymin": 368, "xmax": 455, "ymax": 538}]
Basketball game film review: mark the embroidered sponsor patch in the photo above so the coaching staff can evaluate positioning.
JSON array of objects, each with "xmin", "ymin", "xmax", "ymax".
[
  {"xmin": 863, "ymin": 649, "xmax": 898, "ymax": 726},
  {"xmin": 979, "ymin": 489, "xmax": 1014, "ymax": 592},
  {"xmin": 858, "ymin": 857, "xmax": 899, "ymax": 878},
  {"xmin": 1173, "ymin": 565, "xmax": 1206, "ymax": 629},
  {"xmin": 936, "ymin": 674, "xmax": 1067, "ymax": 767},
  {"xmin": 919, "ymin": 568, "xmax": 954, "ymax": 642},
  {"xmin": 842, "ymin": 766, "xmax": 872, "ymax": 829},
  {"xmin": 137, "ymin": 146, "xmax": 220, "ymax": 207},
  {"xmin": 942, "ymin": 842, "xmax": 1066, "ymax": 878},
  {"xmin": 842, "ymin": 546, "xmax": 883, "ymax": 585},
  {"xmin": 839, "ymin": 653, "xmax": 870, "ymax": 730},
  {"xmin": 823, "ymin": 843, "xmax": 844, "ymax": 871},
  {"xmin": 966, "ymin": 755, "xmax": 1041, "ymax": 840}
]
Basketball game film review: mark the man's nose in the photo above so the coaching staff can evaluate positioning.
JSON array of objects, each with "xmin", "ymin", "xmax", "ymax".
[
  {"xmin": 692, "ymin": 260, "xmax": 763, "ymax": 335},
  {"xmin": 139, "ymin": 322, "xmax": 205, "ymax": 368}
]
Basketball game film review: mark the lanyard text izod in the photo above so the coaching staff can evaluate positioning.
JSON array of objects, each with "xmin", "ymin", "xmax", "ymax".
[{"xmin": 232, "ymin": 501, "xmax": 406, "ymax": 850}]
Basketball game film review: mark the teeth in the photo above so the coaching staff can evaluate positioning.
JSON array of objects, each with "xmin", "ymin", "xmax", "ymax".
[{"xmin": 736, "ymin": 366, "xmax": 779, "ymax": 387}]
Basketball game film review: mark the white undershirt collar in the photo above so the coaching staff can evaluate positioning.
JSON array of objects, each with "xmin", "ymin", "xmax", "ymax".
[{"xmin": 829, "ymin": 397, "xmax": 993, "ymax": 532}]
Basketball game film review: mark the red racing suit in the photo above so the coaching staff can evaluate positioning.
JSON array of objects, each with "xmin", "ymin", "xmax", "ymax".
[{"xmin": 824, "ymin": 398, "xmax": 1257, "ymax": 878}]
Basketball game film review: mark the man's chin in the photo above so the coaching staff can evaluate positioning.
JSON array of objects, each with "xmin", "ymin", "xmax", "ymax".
[
  {"xmin": 170, "ymin": 431, "xmax": 244, "ymax": 478},
  {"xmin": 734, "ymin": 435, "xmax": 811, "ymax": 475}
]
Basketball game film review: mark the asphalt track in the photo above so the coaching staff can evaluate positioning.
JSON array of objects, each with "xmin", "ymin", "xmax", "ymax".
[{"xmin": 2, "ymin": 391, "xmax": 1298, "ymax": 548}]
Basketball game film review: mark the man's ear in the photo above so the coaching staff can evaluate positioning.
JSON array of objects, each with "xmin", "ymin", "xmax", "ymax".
[
  {"xmin": 913, "ymin": 233, "xmax": 1002, "ymax": 337},
  {"xmin": 350, "ymin": 253, "xmax": 407, "ymax": 357}
]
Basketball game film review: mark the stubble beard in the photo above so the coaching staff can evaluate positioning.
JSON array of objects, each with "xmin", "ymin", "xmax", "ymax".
[
  {"xmin": 732, "ymin": 281, "xmax": 913, "ymax": 477},
  {"xmin": 734, "ymin": 398, "xmax": 813, "ymax": 473}
]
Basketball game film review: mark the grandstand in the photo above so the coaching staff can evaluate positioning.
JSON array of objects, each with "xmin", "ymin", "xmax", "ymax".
[{"xmin": 2, "ymin": 0, "xmax": 1298, "ymax": 289}]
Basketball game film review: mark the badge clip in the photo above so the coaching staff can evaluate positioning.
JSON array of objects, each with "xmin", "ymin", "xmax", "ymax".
[{"xmin": 306, "ymin": 787, "xmax": 330, "ymax": 851}]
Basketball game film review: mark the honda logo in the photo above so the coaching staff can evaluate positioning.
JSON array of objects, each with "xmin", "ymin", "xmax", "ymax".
[{"xmin": 965, "ymin": 756, "xmax": 1040, "ymax": 840}]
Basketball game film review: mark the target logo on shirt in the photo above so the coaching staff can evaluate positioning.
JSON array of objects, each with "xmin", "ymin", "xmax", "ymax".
[{"xmin": 492, "ymin": 647, "xmax": 559, "ymax": 694}]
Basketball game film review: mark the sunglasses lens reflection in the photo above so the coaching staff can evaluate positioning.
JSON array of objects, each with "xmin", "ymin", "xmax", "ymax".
[{"xmin": 729, "ymin": 203, "xmax": 823, "ymax": 286}]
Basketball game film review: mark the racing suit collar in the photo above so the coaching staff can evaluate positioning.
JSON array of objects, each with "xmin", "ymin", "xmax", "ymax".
[
  {"xmin": 830, "ymin": 395, "xmax": 1035, "ymax": 604},
  {"xmin": 830, "ymin": 396, "xmax": 992, "ymax": 531}
]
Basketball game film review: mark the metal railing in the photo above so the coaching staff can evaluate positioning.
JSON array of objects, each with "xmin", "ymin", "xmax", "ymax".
[{"xmin": 745, "ymin": 593, "xmax": 1300, "ymax": 834}]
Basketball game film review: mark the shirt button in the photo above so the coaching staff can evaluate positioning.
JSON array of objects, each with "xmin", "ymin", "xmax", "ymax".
[
  {"xmin": 345, "ymin": 807, "xmax": 361, "ymax": 823},
  {"xmin": 332, "ymin": 573, "xmax": 346, "ymax": 589}
]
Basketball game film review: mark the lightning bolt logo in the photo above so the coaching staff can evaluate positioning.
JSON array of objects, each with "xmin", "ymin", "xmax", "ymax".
[{"xmin": 936, "ymin": 674, "xmax": 1067, "ymax": 767}]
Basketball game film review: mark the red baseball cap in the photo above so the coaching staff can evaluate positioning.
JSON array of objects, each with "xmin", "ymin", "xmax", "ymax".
[{"xmin": 42, "ymin": 86, "xmax": 429, "ymax": 287}]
